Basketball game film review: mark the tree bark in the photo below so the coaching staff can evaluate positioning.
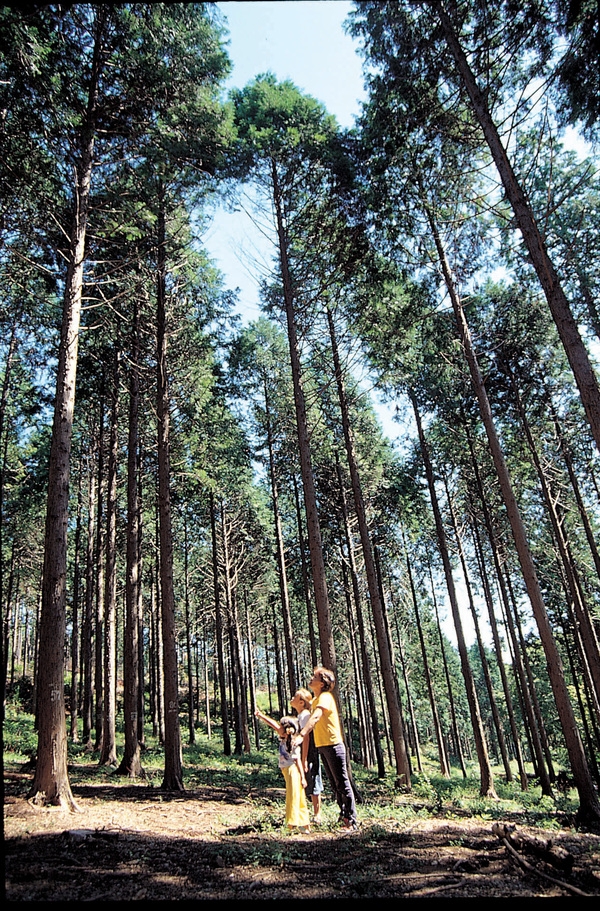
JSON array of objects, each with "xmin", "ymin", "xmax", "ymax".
[
  {"xmin": 404, "ymin": 542, "xmax": 450, "ymax": 778},
  {"xmin": 29, "ymin": 7, "xmax": 108, "ymax": 808},
  {"xmin": 117, "ymin": 300, "xmax": 143, "ymax": 778},
  {"xmin": 445, "ymin": 479, "xmax": 513, "ymax": 781},
  {"xmin": 464, "ymin": 418, "xmax": 551, "ymax": 792},
  {"xmin": 183, "ymin": 517, "xmax": 196, "ymax": 746},
  {"xmin": 264, "ymin": 381, "xmax": 296, "ymax": 697},
  {"xmin": 81, "ymin": 457, "xmax": 96, "ymax": 751},
  {"xmin": 99, "ymin": 354, "xmax": 119, "ymax": 768},
  {"xmin": 156, "ymin": 189, "xmax": 183, "ymax": 791},
  {"xmin": 427, "ymin": 560, "xmax": 468, "ymax": 777},
  {"xmin": 69, "ymin": 470, "xmax": 83, "ymax": 743},
  {"xmin": 336, "ymin": 455, "xmax": 386, "ymax": 778},
  {"xmin": 209, "ymin": 491, "xmax": 231, "ymax": 755},
  {"xmin": 507, "ymin": 364, "xmax": 600, "ymax": 711},
  {"xmin": 468, "ymin": 497, "xmax": 529, "ymax": 790}
]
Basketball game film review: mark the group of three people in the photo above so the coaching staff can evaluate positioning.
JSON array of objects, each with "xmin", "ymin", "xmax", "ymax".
[{"xmin": 255, "ymin": 665, "xmax": 358, "ymax": 834}]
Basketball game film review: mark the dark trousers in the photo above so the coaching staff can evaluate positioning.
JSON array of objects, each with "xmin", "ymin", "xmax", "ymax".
[{"xmin": 318, "ymin": 742, "xmax": 357, "ymax": 823}]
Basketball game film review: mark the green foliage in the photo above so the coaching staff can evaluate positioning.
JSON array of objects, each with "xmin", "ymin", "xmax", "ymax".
[
  {"xmin": 3, "ymin": 703, "xmax": 38, "ymax": 758},
  {"xmin": 3, "ymin": 705, "xmax": 581, "ymax": 832}
]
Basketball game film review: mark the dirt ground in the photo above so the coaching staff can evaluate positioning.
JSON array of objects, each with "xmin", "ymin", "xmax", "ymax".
[{"xmin": 4, "ymin": 769, "xmax": 600, "ymax": 902}]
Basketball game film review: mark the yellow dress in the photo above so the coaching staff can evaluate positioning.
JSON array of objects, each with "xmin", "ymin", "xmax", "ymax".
[
  {"xmin": 281, "ymin": 763, "xmax": 310, "ymax": 828},
  {"xmin": 279, "ymin": 739, "xmax": 310, "ymax": 829}
]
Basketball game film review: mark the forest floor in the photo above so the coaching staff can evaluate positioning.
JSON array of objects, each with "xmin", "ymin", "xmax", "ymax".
[{"xmin": 5, "ymin": 762, "xmax": 600, "ymax": 902}]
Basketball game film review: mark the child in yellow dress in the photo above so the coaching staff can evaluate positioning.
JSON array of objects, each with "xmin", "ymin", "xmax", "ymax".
[{"xmin": 255, "ymin": 707, "xmax": 311, "ymax": 833}]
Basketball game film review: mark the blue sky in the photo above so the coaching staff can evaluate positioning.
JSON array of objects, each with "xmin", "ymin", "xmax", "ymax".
[
  {"xmin": 204, "ymin": 1, "xmax": 367, "ymax": 318},
  {"xmin": 217, "ymin": 1, "xmax": 366, "ymax": 128}
]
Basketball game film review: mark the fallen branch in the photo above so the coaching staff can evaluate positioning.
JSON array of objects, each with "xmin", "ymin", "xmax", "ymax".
[
  {"xmin": 492, "ymin": 823, "xmax": 590, "ymax": 897},
  {"xmin": 492, "ymin": 822, "xmax": 574, "ymax": 872}
]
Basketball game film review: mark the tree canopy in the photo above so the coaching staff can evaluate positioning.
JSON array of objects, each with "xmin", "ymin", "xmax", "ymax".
[{"xmin": 2, "ymin": 1, "xmax": 600, "ymax": 830}]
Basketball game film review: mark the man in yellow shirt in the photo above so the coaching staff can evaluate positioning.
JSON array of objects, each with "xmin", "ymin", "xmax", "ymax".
[{"xmin": 294, "ymin": 666, "xmax": 357, "ymax": 829}]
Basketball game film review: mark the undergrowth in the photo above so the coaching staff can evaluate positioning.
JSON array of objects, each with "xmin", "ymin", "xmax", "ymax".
[{"xmin": 3, "ymin": 701, "xmax": 581, "ymax": 832}]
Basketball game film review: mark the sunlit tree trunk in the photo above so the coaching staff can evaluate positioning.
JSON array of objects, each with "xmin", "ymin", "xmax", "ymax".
[{"xmin": 29, "ymin": 8, "xmax": 108, "ymax": 808}]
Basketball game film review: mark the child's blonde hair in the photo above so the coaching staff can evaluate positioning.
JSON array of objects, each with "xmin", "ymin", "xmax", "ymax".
[{"xmin": 294, "ymin": 688, "xmax": 313, "ymax": 709}]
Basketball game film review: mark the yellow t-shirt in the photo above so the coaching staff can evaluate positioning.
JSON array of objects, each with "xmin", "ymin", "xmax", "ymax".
[{"xmin": 312, "ymin": 690, "xmax": 342, "ymax": 748}]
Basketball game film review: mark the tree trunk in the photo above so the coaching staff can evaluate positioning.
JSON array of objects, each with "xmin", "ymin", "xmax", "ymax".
[
  {"xmin": 69, "ymin": 470, "xmax": 82, "ymax": 743},
  {"xmin": 29, "ymin": 7, "xmax": 108, "ymax": 808},
  {"xmin": 327, "ymin": 304, "xmax": 411, "ymax": 787},
  {"xmin": 94, "ymin": 391, "xmax": 105, "ymax": 754},
  {"xmin": 464, "ymin": 417, "xmax": 550, "ymax": 792},
  {"xmin": 428, "ymin": 560, "xmax": 468, "ymax": 777},
  {"xmin": 99, "ymin": 355, "xmax": 119, "ymax": 768},
  {"xmin": 264, "ymin": 382, "xmax": 296, "ymax": 697},
  {"xmin": 445, "ymin": 479, "xmax": 513, "ymax": 781},
  {"xmin": 336, "ymin": 455, "xmax": 386, "ymax": 777},
  {"xmin": 549, "ymin": 398, "xmax": 600, "ymax": 586},
  {"xmin": 0, "ymin": 322, "xmax": 17, "ymax": 688},
  {"xmin": 271, "ymin": 158, "xmax": 336, "ymax": 672},
  {"xmin": 404, "ymin": 542, "xmax": 450, "ymax": 778},
  {"xmin": 341, "ymin": 560, "xmax": 372, "ymax": 766},
  {"xmin": 508, "ymin": 366, "xmax": 600, "ymax": 710},
  {"xmin": 292, "ymin": 475, "xmax": 318, "ymax": 668},
  {"xmin": 411, "ymin": 391, "xmax": 497, "ymax": 798},
  {"xmin": 435, "ymin": 0, "xmax": 600, "ymax": 455},
  {"xmin": 427, "ymin": 208, "xmax": 600, "ymax": 823},
  {"xmin": 117, "ymin": 300, "xmax": 143, "ymax": 778},
  {"xmin": 156, "ymin": 189, "xmax": 183, "ymax": 791},
  {"xmin": 81, "ymin": 458, "xmax": 96, "ymax": 751},
  {"xmin": 183, "ymin": 517, "xmax": 196, "ymax": 746},
  {"xmin": 468, "ymin": 500, "xmax": 529, "ymax": 789},
  {"xmin": 209, "ymin": 491, "xmax": 231, "ymax": 755},
  {"xmin": 219, "ymin": 500, "xmax": 251, "ymax": 754}
]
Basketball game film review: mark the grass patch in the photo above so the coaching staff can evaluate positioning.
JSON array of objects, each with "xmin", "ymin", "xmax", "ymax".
[{"xmin": 3, "ymin": 702, "xmax": 581, "ymax": 831}]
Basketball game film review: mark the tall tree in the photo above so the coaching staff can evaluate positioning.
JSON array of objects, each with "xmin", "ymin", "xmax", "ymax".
[
  {"xmin": 426, "ymin": 206, "xmax": 600, "ymax": 824},
  {"xmin": 350, "ymin": 0, "xmax": 600, "ymax": 451},
  {"xmin": 229, "ymin": 75, "xmax": 340, "ymax": 671},
  {"xmin": 29, "ymin": 5, "xmax": 110, "ymax": 808},
  {"xmin": 411, "ymin": 391, "xmax": 497, "ymax": 798},
  {"xmin": 18, "ymin": 1, "xmax": 232, "ymax": 804},
  {"xmin": 326, "ymin": 304, "xmax": 411, "ymax": 786}
]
